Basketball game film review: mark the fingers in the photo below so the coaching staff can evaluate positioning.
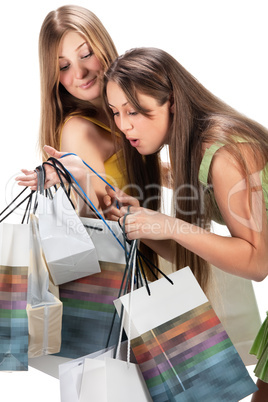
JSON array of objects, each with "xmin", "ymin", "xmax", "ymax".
[
  {"xmin": 105, "ymin": 210, "xmax": 122, "ymax": 221},
  {"xmin": 120, "ymin": 205, "xmax": 139, "ymax": 216},
  {"xmin": 43, "ymin": 145, "xmax": 65, "ymax": 159},
  {"xmin": 15, "ymin": 170, "xmax": 37, "ymax": 189},
  {"xmin": 119, "ymin": 212, "xmax": 139, "ymax": 241},
  {"xmin": 103, "ymin": 193, "xmax": 113, "ymax": 208},
  {"xmin": 104, "ymin": 185, "xmax": 140, "ymax": 208},
  {"xmin": 104, "ymin": 202, "xmax": 123, "ymax": 221}
]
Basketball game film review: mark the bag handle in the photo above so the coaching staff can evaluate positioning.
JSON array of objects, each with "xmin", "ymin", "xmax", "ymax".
[
  {"xmin": 0, "ymin": 186, "xmax": 35, "ymax": 224},
  {"xmin": 110, "ymin": 209, "xmax": 174, "ymax": 358},
  {"xmin": 44, "ymin": 157, "xmax": 99, "ymax": 218},
  {"xmin": 45, "ymin": 156, "xmax": 125, "ymax": 250},
  {"xmin": 60, "ymin": 153, "xmax": 120, "ymax": 209}
]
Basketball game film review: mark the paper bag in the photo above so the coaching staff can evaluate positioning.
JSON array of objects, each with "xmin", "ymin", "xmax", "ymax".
[
  {"xmin": 81, "ymin": 217, "xmax": 127, "ymax": 264},
  {"xmin": 26, "ymin": 214, "xmax": 62, "ymax": 357},
  {"xmin": 38, "ymin": 187, "xmax": 100, "ymax": 285},
  {"xmin": 79, "ymin": 358, "xmax": 152, "ymax": 402},
  {"xmin": 57, "ymin": 261, "xmax": 126, "ymax": 358},
  {"xmin": 59, "ymin": 342, "xmax": 151, "ymax": 402},
  {"xmin": 210, "ymin": 265, "xmax": 261, "ymax": 365},
  {"xmin": 114, "ymin": 267, "xmax": 257, "ymax": 402},
  {"xmin": 0, "ymin": 222, "xmax": 29, "ymax": 371}
]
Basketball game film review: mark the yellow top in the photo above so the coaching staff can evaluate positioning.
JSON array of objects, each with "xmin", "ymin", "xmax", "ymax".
[{"xmin": 60, "ymin": 115, "xmax": 128, "ymax": 190}]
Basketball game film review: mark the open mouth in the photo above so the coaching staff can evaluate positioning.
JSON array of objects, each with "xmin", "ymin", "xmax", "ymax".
[{"xmin": 129, "ymin": 139, "xmax": 140, "ymax": 147}]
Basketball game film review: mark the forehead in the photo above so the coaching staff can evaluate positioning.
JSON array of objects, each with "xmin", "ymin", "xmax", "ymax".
[
  {"xmin": 59, "ymin": 31, "xmax": 87, "ymax": 56},
  {"xmin": 106, "ymin": 81, "xmax": 160, "ymax": 109},
  {"xmin": 106, "ymin": 81, "xmax": 128, "ymax": 104}
]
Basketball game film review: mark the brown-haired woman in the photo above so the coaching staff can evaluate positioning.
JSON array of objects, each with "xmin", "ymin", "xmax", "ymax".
[{"xmin": 102, "ymin": 47, "xmax": 268, "ymax": 401}]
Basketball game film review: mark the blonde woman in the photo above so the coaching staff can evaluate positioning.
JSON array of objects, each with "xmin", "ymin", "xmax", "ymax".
[
  {"xmin": 16, "ymin": 5, "xmax": 130, "ymax": 360},
  {"xmin": 21, "ymin": 5, "xmax": 127, "ymax": 214}
]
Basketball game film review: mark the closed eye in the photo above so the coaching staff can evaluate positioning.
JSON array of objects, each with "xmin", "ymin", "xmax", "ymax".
[
  {"xmin": 60, "ymin": 64, "xmax": 70, "ymax": 72},
  {"xmin": 81, "ymin": 51, "xmax": 93, "ymax": 60}
]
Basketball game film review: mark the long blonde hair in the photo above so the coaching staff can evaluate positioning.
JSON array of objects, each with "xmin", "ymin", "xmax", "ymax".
[
  {"xmin": 103, "ymin": 47, "xmax": 268, "ymax": 291},
  {"xmin": 38, "ymin": 5, "xmax": 118, "ymax": 161}
]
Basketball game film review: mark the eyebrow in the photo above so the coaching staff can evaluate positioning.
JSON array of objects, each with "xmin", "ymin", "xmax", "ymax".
[
  {"xmin": 108, "ymin": 101, "xmax": 129, "ymax": 108},
  {"xmin": 59, "ymin": 41, "xmax": 88, "ymax": 59}
]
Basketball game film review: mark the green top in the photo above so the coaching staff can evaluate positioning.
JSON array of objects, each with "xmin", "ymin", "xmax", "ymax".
[{"xmin": 198, "ymin": 140, "xmax": 268, "ymax": 224}]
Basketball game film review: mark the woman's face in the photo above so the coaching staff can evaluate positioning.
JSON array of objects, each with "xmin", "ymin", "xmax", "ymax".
[
  {"xmin": 106, "ymin": 81, "xmax": 171, "ymax": 155},
  {"xmin": 58, "ymin": 31, "xmax": 103, "ymax": 103}
]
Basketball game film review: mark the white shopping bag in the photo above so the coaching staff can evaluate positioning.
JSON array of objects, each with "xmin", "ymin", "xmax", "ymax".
[
  {"xmin": 210, "ymin": 265, "xmax": 261, "ymax": 365},
  {"xmin": 27, "ymin": 215, "xmax": 62, "ymax": 357},
  {"xmin": 114, "ymin": 267, "xmax": 208, "ymax": 340},
  {"xmin": 59, "ymin": 342, "xmax": 151, "ymax": 402},
  {"xmin": 79, "ymin": 358, "xmax": 152, "ymax": 402},
  {"xmin": 81, "ymin": 217, "xmax": 127, "ymax": 264},
  {"xmin": 59, "ymin": 346, "xmax": 118, "ymax": 402},
  {"xmin": 59, "ymin": 341, "xmax": 151, "ymax": 402},
  {"xmin": 38, "ymin": 187, "xmax": 100, "ymax": 285}
]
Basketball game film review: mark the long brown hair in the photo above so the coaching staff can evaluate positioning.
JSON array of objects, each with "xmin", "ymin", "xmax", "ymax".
[
  {"xmin": 38, "ymin": 5, "xmax": 118, "ymax": 161},
  {"xmin": 103, "ymin": 47, "xmax": 268, "ymax": 291}
]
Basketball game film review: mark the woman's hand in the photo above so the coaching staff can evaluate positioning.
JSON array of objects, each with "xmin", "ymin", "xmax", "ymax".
[
  {"xmin": 15, "ymin": 145, "xmax": 87, "ymax": 190},
  {"xmin": 103, "ymin": 186, "xmax": 140, "ymax": 220},
  {"xmin": 118, "ymin": 205, "xmax": 174, "ymax": 241}
]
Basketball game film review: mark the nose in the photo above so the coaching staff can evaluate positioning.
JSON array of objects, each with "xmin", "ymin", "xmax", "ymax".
[
  {"xmin": 119, "ymin": 115, "xmax": 133, "ymax": 133},
  {"xmin": 74, "ymin": 63, "xmax": 88, "ymax": 79}
]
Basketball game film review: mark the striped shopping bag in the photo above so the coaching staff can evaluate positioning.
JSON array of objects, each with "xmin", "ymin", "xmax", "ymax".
[
  {"xmin": 0, "ymin": 223, "xmax": 29, "ymax": 371},
  {"xmin": 56, "ymin": 261, "xmax": 125, "ymax": 358},
  {"xmin": 115, "ymin": 267, "xmax": 258, "ymax": 402}
]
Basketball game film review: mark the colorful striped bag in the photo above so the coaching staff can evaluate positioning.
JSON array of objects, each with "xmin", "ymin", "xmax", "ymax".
[
  {"xmin": 114, "ymin": 266, "xmax": 258, "ymax": 401},
  {"xmin": 56, "ymin": 261, "xmax": 125, "ymax": 358},
  {"xmin": 0, "ymin": 222, "xmax": 29, "ymax": 371}
]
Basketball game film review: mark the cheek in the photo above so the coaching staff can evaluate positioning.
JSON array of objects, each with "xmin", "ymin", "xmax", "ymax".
[
  {"xmin": 89, "ymin": 56, "xmax": 103, "ymax": 73},
  {"xmin": 59, "ymin": 72, "xmax": 72, "ymax": 89}
]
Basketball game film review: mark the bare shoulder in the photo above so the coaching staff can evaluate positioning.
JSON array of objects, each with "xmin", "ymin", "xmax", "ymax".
[
  {"xmin": 211, "ymin": 142, "xmax": 265, "ymax": 181},
  {"xmin": 62, "ymin": 116, "xmax": 98, "ymax": 138},
  {"xmin": 60, "ymin": 115, "xmax": 115, "ymax": 166},
  {"xmin": 60, "ymin": 116, "xmax": 102, "ymax": 159}
]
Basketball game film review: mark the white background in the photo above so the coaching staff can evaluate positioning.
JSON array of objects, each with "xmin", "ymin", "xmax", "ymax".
[{"xmin": 0, "ymin": 0, "xmax": 267, "ymax": 401}]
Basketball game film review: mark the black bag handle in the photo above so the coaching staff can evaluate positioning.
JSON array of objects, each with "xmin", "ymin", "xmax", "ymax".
[
  {"xmin": 0, "ymin": 186, "xmax": 35, "ymax": 224},
  {"xmin": 44, "ymin": 157, "xmax": 100, "ymax": 218}
]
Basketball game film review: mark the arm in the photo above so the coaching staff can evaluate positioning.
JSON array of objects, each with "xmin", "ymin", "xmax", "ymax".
[{"xmin": 118, "ymin": 147, "xmax": 268, "ymax": 281}]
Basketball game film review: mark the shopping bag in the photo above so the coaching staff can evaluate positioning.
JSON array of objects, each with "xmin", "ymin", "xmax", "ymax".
[
  {"xmin": 114, "ymin": 267, "xmax": 258, "ymax": 402},
  {"xmin": 26, "ymin": 214, "xmax": 62, "ymax": 358},
  {"xmin": 35, "ymin": 158, "xmax": 129, "ymax": 358},
  {"xmin": 0, "ymin": 222, "xmax": 29, "ymax": 371},
  {"xmin": 59, "ymin": 341, "xmax": 151, "ymax": 402},
  {"xmin": 81, "ymin": 217, "xmax": 127, "ymax": 264},
  {"xmin": 37, "ymin": 186, "xmax": 100, "ymax": 285},
  {"xmin": 210, "ymin": 265, "xmax": 261, "ymax": 365},
  {"xmin": 56, "ymin": 260, "xmax": 126, "ymax": 358},
  {"xmin": 79, "ymin": 357, "xmax": 152, "ymax": 402}
]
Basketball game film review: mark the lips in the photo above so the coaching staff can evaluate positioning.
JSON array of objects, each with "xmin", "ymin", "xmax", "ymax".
[
  {"xmin": 128, "ymin": 138, "xmax": 140, "ymax": 147},
  {"xmin": 79, "ymin": 77, "xmax": 97, "ymax": 89}
]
